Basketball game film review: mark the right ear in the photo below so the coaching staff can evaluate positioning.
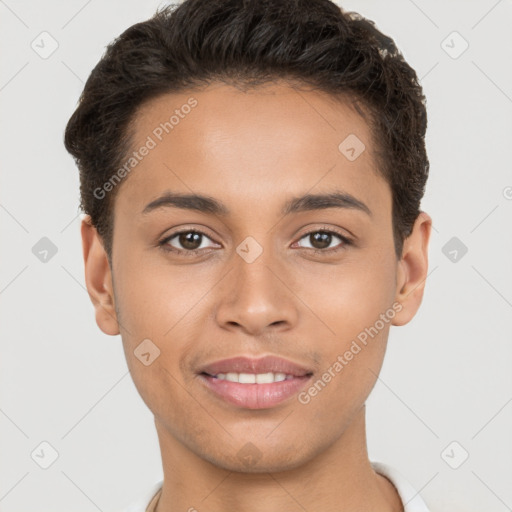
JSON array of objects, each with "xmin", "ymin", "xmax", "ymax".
[{"xmin": 81, "ymin": 215, "xmax": 120, "ymax": 336}]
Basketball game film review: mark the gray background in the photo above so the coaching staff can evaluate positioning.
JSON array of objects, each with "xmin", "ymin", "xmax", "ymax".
[{"xmin": 1, "ymin": 0, "xmax": 511, "ymax": 510}]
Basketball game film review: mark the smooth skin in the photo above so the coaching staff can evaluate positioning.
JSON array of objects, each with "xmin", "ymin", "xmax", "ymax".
[{"xmin": 81, "ymin": 81, "xmax": 431, "ymax": 512}]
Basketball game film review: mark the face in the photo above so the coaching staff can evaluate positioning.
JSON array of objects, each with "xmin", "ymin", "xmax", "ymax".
[{"xmin": 83, "ymin": 81, "xmax": 431, "ymax": 473}]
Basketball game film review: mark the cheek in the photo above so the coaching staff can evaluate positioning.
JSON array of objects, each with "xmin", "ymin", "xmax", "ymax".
[
  {"xmin": 295, "ymin": 252, "xmax": 397, "ymax": 343},
  {"xmin": 113, "ymin": 261, "xmax": 205, "ymax": 404},
  {"xmin": 113, "ymin": 255, "xmax": 200, "ymax": 338},
  {"xmin": 297, "ymin": 310, "xmax": 391, "ymax": 431},
  {"xmin": 292, "ymin": 255, "xmax": 396, "ymax": 411}
]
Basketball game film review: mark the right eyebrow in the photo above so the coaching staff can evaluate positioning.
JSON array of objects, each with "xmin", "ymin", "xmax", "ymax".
[{"xmin": 141, "ymin": 192, "xmax": 230, "ymax": 216}]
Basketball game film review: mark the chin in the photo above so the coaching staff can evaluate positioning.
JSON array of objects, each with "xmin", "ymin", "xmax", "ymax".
[{"xmin": 198, "ymin": 439, "xmax": 312, "ymax": 474}]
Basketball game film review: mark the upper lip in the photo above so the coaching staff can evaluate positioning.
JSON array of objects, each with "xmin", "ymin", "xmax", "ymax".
[{"xmin": 198, "ymin": 355, "xmax": 313, "ymax": 377}]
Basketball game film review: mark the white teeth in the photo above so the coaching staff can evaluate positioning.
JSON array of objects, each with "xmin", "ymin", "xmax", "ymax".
[
  {"xmin": 239, "ymin": 373, "xmax": 256, "ymax": 384},
  {"xmin": 213, "ymin": 372, "xmax": 294, "ymax": 383},
  {"xmin": 256, "ymin": 372, "xmax": 275, "ymax": 384}
]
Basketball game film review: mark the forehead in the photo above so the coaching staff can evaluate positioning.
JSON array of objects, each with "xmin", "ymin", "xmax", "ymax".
[{"xmin": 115, "ymin": 81, "xmax": 390, "ymax": 220}]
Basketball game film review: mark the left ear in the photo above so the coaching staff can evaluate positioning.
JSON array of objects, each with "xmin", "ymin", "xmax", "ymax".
[{"xmin": 392, "ymin": 211, "xmax": 432, "ymax": 326}]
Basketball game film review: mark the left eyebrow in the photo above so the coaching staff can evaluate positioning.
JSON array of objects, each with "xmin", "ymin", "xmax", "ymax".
[
  {"xmin": 281, "ymin": 191, "xmax": 372, "ymax": 217},
  {"xmin": 141, "ymin": 190, "xmax": 372, "ymax": 217}
]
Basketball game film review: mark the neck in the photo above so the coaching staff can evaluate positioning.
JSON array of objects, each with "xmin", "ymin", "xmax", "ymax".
[{"xmin": 153, "ymin": 406, "xmax": 403, "ymax": 512}]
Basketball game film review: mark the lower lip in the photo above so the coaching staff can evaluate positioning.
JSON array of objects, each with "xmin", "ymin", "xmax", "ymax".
[{"xmin": 198, "ymin": 373, "xmax": 313, "ymax": 409}]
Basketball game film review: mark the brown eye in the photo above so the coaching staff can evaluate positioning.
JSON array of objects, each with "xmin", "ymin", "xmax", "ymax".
[
  {"xmin": 295, "ymin": 229, "xmax": 351, "ymax": 253},
  {"xmin": 160, "ymin": 230, "xmax": 218, "ymax": 253},
  {"xmin": 177, "ymin": 231, "xmax": 203, "ymax": 250},
  {"xmin": 309, "ymin": 231, "xmax": 332, "ymax": 249}
]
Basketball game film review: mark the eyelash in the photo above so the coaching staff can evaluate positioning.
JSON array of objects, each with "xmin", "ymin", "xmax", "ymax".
[{"xmin": 157, "ymin": 227, "xmax": 353, "ymax": 257}]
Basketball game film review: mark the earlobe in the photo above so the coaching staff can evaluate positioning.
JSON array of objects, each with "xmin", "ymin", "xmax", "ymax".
[
  {"xmin": 81, "ymin": 216, "xmax": 120, "ymax": 336},
  {"xmin": 391, "ymin": 211, "xmax": 432, "ymax": 327}
]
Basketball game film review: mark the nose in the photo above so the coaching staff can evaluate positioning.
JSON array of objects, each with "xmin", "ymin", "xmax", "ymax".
[{"xmin": 214, "ymin": 243, "xmax": 299, "ymax": 336}]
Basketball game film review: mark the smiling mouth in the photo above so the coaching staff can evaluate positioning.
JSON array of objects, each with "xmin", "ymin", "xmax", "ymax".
[
  {"xmin": 197, "ymin": 371, "xmax": 314, "ymax": 409},
  {"xmin": 196, "ymin": 354, "xmax": 315, "ymax": 409},
  {"xmin": 200, "ymin": 371, "xmax": 313, "ymax": 384}
]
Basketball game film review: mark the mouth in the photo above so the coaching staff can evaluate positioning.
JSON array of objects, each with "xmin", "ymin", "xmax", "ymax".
[
  {"xmin": 200, "ymin": 371, "xmax": 302, "ymax": 383},
  {"xmin": 196, "ymin": 355, "xmax": 314, "ymax": 409}
]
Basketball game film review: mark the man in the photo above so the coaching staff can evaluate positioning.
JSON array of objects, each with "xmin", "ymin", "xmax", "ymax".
[{"xmin": 64, "ymin": 1, "xmax": 432, "ymax": 510}]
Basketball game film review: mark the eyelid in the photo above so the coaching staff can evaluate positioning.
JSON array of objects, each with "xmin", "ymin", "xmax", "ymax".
[{"xmin": 298, "ymin": 223, "xmax": 356, "ymax": 241}]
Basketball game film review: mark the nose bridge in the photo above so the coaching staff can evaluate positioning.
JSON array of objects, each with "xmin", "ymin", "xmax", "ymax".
[
  {"xmin": 214, "ymin": 234, "xmax": 298, "ymax": 334},
  {"xmin": 234, "ymin": 236, "xmax": 277, "ymax": 298}
]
